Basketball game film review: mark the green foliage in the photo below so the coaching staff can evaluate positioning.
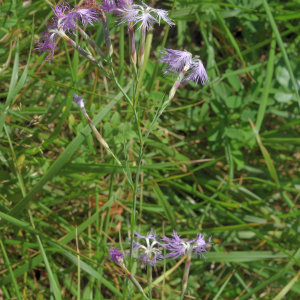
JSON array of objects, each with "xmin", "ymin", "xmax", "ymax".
[{"xmin": 1, "ymin": 0, "xmax": 300, "ymax": 299}]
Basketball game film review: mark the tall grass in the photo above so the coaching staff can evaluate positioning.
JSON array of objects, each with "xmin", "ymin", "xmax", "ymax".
[{"xmin": 1, "ymin": 0, "xmax": 300, "ymax": 299}]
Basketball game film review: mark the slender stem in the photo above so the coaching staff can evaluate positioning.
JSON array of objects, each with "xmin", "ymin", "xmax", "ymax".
[
  {"xmin": 138, "ymin": 27, "xmax": 146, "ymax": 69},
  {"xmin": 75, "ymin": 99, "xmax": 134, "ymax": 187},
  {"xmin": 128, "ymin": 142, "xmax": 143, "ymax": 268},
  {"xmin": 104, "ymin": 164, "xmax": 115, "ymax": 244},
  {"xmin": 125, "ymin": 25, "xmax": 148, "ymax": 271},
  {"xmin": 160, "ymin": 65, "xmax": 189, "ymax": 113},
  {"xmin": 147, "ymin": 263, "xmax": 153, "ymax": 300},
  {"xmin": 76, "ymin": 24, "xmax": 107, "ymax": 61},
  {"xmin": 128, "ymin": 21, "xmax": 137, "ymax": 73},
  {"xmin": 118, "ymin": 23, "xmax": 125, "ymax": 87},
  {"xmin": 100, "ymin": 11, "xmax": 113, "ymax": 60},
  {"xmin": 58, "ymin": 30, "xmax": 112, "ymax": 78},
  {"xmin": 110, "ymin": 65, "xmax": 143, "ymax": 147},
  {"xmin": 113, "ymin": 73, "xmax": 134, "ymax": 106},
  {"xmin": 127, "ymin": 53, "xmax": 144, "ymax": 270},
  {"xmin": 77, "ymin": 103, "xmax": 110, "ymax": 150},
  {"xmin": 135, "ymin": 32, "xmax": 153, "ymax": 102},
  {"xmin": 119, "ymin": 263, "xmax": 149, "ymax": 300},
  {"xmin": 181, "ymin": 256, "xmax": 191, "ymax": 300}
]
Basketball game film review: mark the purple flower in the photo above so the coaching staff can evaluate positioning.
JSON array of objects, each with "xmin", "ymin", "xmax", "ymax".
[
  {"xmin": 73, "ymin": 0, "xmax": 102, "ymax": 26},
  {"xmin": 117, "ymin": 7, "xmax": 138, "ymax": 24},
  {"xmin": 52, "ymin": 3, "xmax": 78, "ymax": 34},
  {"xmin": 114, "ymin": 1, "xmax": 174, "ymax": 30},
  {"xmin": 100, "ymin": 0, "xmax": 136, "ymax": 22},
  {"xmin": 52, "ymin": 2, "xmax": 99, "ymax": 34},
  {"xmin": 134, "ymin": 3, "xmax": 174, "ymax": 31},
  {"xmin": 53, "ymin": 1, "xmax": 101, "ymax": 31},
  {"xmin": 106, "ymin": 247, "xmax": 124, "ymax": 265},
  {"xmin": 114, "ymin": 0, "xmax": 137, "ymax": 19},
  {"xmin": 126, "ymin": 229, "xmax": 164, "ymax": 269},
  {"xmin": 34, "ymin": 23, "xmax": 59, "ymax": 63},
  {"xmin": 161, "ymin": 231, "xmax": 212, "ymax": 259},
  {"xmin": 74, "ymin": 8, "xmax": 100, "ymax": 26},
  {"xmin": 118, "ymin": 0, "xmax": 134, "ymax": 9},
  {"xmin": 73, "ymin": 93, "xmax": 85, "ymax": 108},
  {"xmin": 182, "ymin": 59, "xmax": 210, "ymax": 85},
  {"xmin": 158, "ymin": 48, "xmax": 193, "ymax": 76},
  {"xmin": 192, "ymin": 233, "xmax": 212, "ymax": 257},
  {"xmin": 141, "ymin": 2, "xmax": 175, "ymax": 27},
  {"xmin": 136, "ymin": 11, "xmax": 157, "ymax": 31},
  {"xmin": 161, "ymin": 231, "xmax": 193, "ymax": 259},
  {"xmin": 159, "ymin": 49, "xmax": 210, "ymax": 85},
  {"xmin": 52, "ymin": 2, "xmax": 69, "ymax": 20},
  {"xmin": 101, "ymin": 0, "xmax": 118, "ymax": 12}
]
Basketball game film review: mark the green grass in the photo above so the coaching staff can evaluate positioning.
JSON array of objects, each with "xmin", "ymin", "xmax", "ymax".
[{"xmin": 1, "ymin": 0, "xmax": 300, "ymax": 299}]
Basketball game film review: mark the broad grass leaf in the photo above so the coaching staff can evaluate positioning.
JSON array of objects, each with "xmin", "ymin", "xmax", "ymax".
[
  {"xmin": 232, "ymin": 149, "xmax": 245, "ymax": 170},
  {"xmin": 111, "ymin": 111, "xmax": 120, "ymax": 125},
  {"xmin": 241, "ymin": 108, "xmax": 256, "ymax": 121},
  {"xmin": 225, "ymin": 95, "xmax": 242, "ymax": 109},
  {"xmin": 274, "ymin": 92, "xmax": 293, "ymax": 103},
  {"xmin": 214, "ymin": 82, "xmax": 232, "ymax": 100},
  {"xmin": 275, "ymin": 64, "xmax": 290, "ymax": 88},
  {"xmin": 226, "ymin": 69, "xmax": 243, "ymax": 92},
  {"xmin": 1, "ymin": 16, "xmax": 18, "ymax": 28},
  {"xmin": 210, "ymin": 100, "xmax": 226, "ymax": 118}
]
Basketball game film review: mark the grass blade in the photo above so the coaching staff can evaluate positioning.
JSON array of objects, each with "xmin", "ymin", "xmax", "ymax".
[
  {"xmin": 255, "ymin": 32, "xmax": 276, "ymax": 131},
  {"xmin": 0, "ymin": 239, "xmax": 22, "ymax": 300},
  {"xmin": 214, "ymin": 8, "xmax": 249, "ymax": 76},
  {"xmin": 273, "ymin": 270, "xmax": 300, "ymax": 300},
  {"xmin": 261, "ymin": 0, "xmax": 300, "ymax": 107},
  {"xmin": 152, "ymin": 182, "xmax": 178, "ymax": 231},
  {"xmin": 212, "ymin": 270, "xmax": 234, "ymax": 300}
]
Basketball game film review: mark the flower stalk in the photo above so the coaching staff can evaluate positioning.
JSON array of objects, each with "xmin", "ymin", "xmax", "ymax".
[
  {"xmin": 161, "ymin": 64, "xmax": 190, "ymax": 113},
  {"xmin": 99, "ymin": 9, "xmax": 114, "ymax": 60},
  {"xmin": 60, "ymin": 30, "xmax": 111, "ymax": 78},
  {"xmin": 161, "ymin": 231, "xmax": 212, "ymax": 299},
  {"xmin": 181, "ymin": 253, "xmax": 192, "ymax": 300},
  {"xmin": 75, "ymin": 24, "xmax": 107, "ymax": 61},
  {"xmin": 128, "ymin": 21, "xmax": 137, "ymax": 71},
  {"xmin": 147, "ymin": 262, "xmax": 153, "ymax": 299},
  {"xmin": 127, "ymin": 272, "xmax": 149, "ymax": 300},
  {"xmin": 138, "ymin": 27, "xmax": 146, "ymax": 69},
  {"xmin": 73, "ymin": 93, "xmax": 122, "ymax": 167},
  {"xmin": 107, "ymin": 247, "xmax": 149, "ymax": 300}
]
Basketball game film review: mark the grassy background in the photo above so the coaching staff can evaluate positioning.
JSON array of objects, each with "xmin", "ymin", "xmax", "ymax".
[{"xmin": 1, "ymin": 0, "xmax": 300, "ymax": 299}]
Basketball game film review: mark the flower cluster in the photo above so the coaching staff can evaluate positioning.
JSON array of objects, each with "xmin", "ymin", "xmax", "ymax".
[
  {"xmin": 54, "ymin": 1, "xmax": 100, "ymax": 33},
  {"xmin": 126, "ymin": 228, "xmax": 164, "ymax": 269},
  {"xmin": 35, "ymin": 23, "xmax": 60, "ymax": 62},
  {"xmin": 101, "ymin": 0, "xmax": 174, "ymax": 30},
  {"xmin": 35, "ymin": 0, "xmax": 174, "ymax": 64},
  {"xmin": 158, "ymin": 48, "xmax": 210, "ymax": 85},
  {"xmin": 107, "ymin": 247, "xmax": 125, "ymax": 266},
  {"xmin": 162, "ymin": 231, "xmax": 212, "ymax": 259},
  {"xmin": 35, "ymin": 1, "xmax": 101, "ymax": 63},
  {"xmin": 107, "ymin": 229, "xmax": 211, "ymax": 269}
]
